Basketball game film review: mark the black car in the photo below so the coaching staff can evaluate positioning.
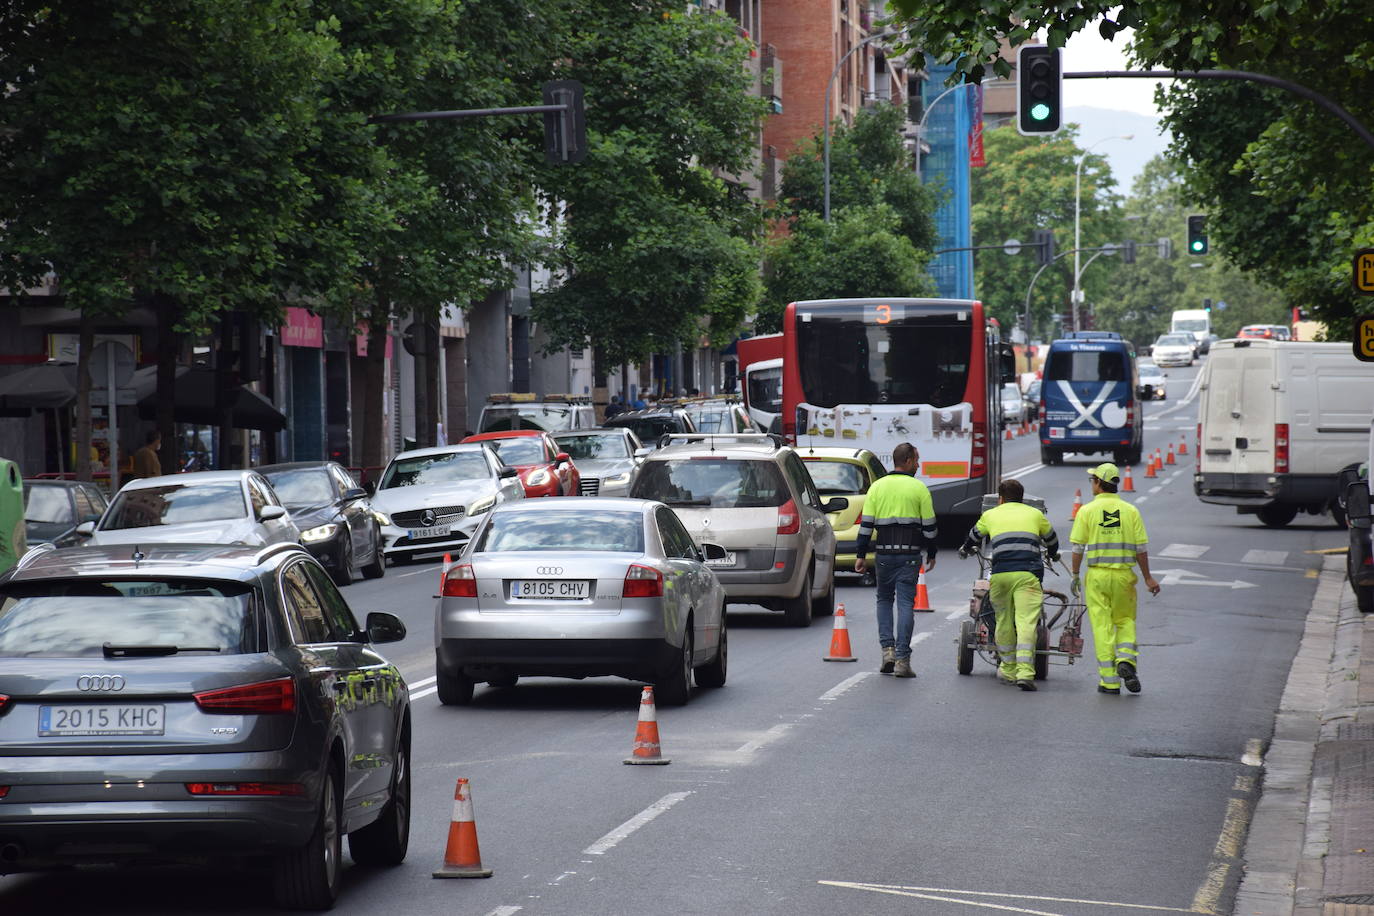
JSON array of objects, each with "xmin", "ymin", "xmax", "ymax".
[
  {"xmin": 22, "ymin": 479, "xmax": 108, "ymax": 548},
  {"xmin": 259, "ymin": 461, "xmax": 384, "ymax": 586},
  {"xmin": 603, "ymin": 407, "xmax": 698, "ymax": 450},
  {"xmin": 0, "ymin": 542, "xmax": 411, "ymax": 909}
]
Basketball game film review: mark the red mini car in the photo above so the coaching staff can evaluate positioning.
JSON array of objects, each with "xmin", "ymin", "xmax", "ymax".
[{"xmin": 461, "ymin": 430, "xmax": 581, "ymax": 498}]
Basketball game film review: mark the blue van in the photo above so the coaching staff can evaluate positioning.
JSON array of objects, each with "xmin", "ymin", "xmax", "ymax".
[{"xmin": 1037, "ymin": 336, "xmax": 1143, "ymax": 466}]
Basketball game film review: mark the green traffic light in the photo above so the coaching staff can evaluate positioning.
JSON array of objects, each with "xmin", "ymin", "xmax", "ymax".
[
  {"xmin": 1030, "ymin": 103, "xmax": 1051, "ymax": 122},
  {"xmin": 1190, "ymin": 240, "xmax": 1204, "ymax": 252}
]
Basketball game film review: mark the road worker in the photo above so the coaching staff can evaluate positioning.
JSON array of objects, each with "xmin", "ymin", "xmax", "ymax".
[
  {"xmin": 1069, "ymin": 463, "xmax": 1161, "ymax": 695},
  {"xmin": 958, "ymin": 478, "xmax": 1061, "ymax": 691},
  {"xmin": 853, "ymin": 442, "xmax": 938, "ymax": 679}
]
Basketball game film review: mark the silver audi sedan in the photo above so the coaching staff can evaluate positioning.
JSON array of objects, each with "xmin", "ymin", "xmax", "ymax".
[{"xmin": 434, "ymin": 498, "xmax": 728, "ymax": 706}]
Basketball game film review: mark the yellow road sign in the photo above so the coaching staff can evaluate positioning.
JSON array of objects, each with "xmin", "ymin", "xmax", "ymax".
[
  {"xmin": 1356, "ymin": 314, "xmax": 1374, "ymax": 362},
  {"xmin": 1357, "ymin": 249, "xmax": 1374, "ymax": 294}
]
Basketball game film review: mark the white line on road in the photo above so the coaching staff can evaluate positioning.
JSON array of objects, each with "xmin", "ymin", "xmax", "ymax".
[
  {"xmin": 482, "ymin": 908, "xmax": 522, "ymax": 916},
  {"xmin": 735, "ymin": 724, "xmax": 792, "ymax": 755},
  {"xmin": 1241, "ymin": 549, "xmax": 1288, "ymax": 567},
  {"xmin": 397, "ymin": 567, "xmax": 433, "ymax": 578},
  {"xmin": 1158, "ymin": 543, "xmax": 1210, "ymax": 559},
  {"xmin": 912, "ymin": 632, "xmax": 932, "ymax": 646},
  {"xmin": 410, "ymin": 675, "xmax": 437, "ymax": 689},
  {"xmin": 820, "ymin": 880, "xmax": 1200, "ymax": 912},
  {"xmin": 819, "ymin": 671, "xmax": 875, "ymax": 701},
  {"xmin": 582, "ymin": 792, "xmax": 692, "ymax": 856},
  {"xmin": 946, "ymin": 609, "xmax": 966, "ymax": 621},
  {"xmin": 410, "ymin": 686, "xmax": 437, "ymax": 701},
  {"xmin": 1004, "ymin": 461, "xmax": 1045, "ymax": 478}
]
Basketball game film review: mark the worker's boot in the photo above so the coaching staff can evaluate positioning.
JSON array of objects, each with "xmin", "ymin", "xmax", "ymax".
[
  {"xmin": 880, "ymin": 646, "xmax": 895, "ymax": 674},
  {"xmin": 893, "ymin": 658, "xmax": 915, "ymax": 678},
  {"xmin": 1117, "ymin": 661, "xmax": 1141, "ymax": 693}
]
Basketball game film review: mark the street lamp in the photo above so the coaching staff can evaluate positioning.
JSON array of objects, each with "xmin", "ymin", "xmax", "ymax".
[
  {"xmin": 823, "ymin": 30, "xmax": 898, "ymax": 221},
  {"xmin": 1072, "ymin": 134, "xmax": 1131, "ymax": 329}
]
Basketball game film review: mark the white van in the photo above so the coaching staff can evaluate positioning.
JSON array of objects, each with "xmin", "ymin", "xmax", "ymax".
[
  {"xmin": 1171, "ymin": 309, "xmax": 1212, "ymax": 352},
  {"xmin": 1195, "ymin": 340, "xmax": 1374, "ymax": 527}
]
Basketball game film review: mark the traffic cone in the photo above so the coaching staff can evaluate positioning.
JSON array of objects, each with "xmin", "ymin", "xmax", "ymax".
[
  {"xmin": 913, "ymin": 565, "xmax": 933, "ymax": 612},
  {"xmin": 1122, "ymin": 464, "xmax": 1136, "ymax": 492},
  {"xmin": 1178, "ymin": 437, "xmax": 1189, "ymax": 456},
  {"xmin": 432, "ymin": 778, "xmax": 493, "ymax": 878},
  {"xmin": 823, "ymin": 603, "xmax": 858, "ymax": 662},
  {"xmin": 623, "ymin": 686, "xmax": 671, "ymax": 765},
  {"xmin": 439, "ymin": 553, "xmax": 452, "ymax": 594},
  {"xmin": 1144, "ymin": 455, "xmax": 1157, "ymax": 478},
  {"xmin": 1166, "ymin": 444, "xmax": 1176, "ymax": 465},
  {"xmin": 1070, "ymin": 488, "xmax": 1083, "ymax": 520},
  {"xmin": 1155, "ymin": 448, "xmax": 1165, "ymax": 472},
  {"xmin": 1004, "ymin": 424, "xmax": 1014, "ymax": 440}
]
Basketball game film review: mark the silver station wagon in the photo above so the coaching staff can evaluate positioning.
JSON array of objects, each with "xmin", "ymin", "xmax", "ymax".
[{"xmin": 434, "ymin": 498, "xmax": 728, "ymax": 706}]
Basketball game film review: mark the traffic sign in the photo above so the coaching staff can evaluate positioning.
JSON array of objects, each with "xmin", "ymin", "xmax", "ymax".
[
  {"xmin": 1355, "ymin": 314, "xmax": 1374, "ymax": 363},
  {"xmin": 1354, "ymin": 248, "xmax": 1374, "ymax": 295}
]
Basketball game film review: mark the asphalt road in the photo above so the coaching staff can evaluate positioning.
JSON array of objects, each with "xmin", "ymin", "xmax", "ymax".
[{"xmin": 2, "ymin": 361, "xmax": 1348, "ymax": 915}]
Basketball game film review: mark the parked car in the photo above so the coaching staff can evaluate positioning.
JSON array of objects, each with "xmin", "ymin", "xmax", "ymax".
[
  {"xmin": 1137, "ymin": 362, "xmax": 1168, "ymax": 401},
  {"xmin": 476, "ymin": 393, "xmax": 596, "ymax": 433},
  {"xmin": 1000, "ymin": 382, "xmax": 1029, "ymax": 427},
  {"xmin": 259, "ymin": 461, "xmax": 385, "ymax": 585},
  {"xmin": 1339, "ymin": 419, "xmax": 1372, "ymax": 612},
  {"xmin": 603, "ymin": 406, "xmax": 699, "ymax": 450},
  {"xmin": 1238, "ymin": 324, "xmax": 1292, "ymax": 340},
  {"xmin": 679, "ymin": 398, "xmax": 758, "ymax": 434},
  {"xmin": 435, "ymin": 498, "xmax": 728, "ymax": 706},
  {"xmin": 629, "ymin": 433, "xmax": 845, "ymax": 627},
  {"xmin": 1151, "ymin": 333, "xmax": 1196, "ymax": 368},
  {"xmin": 80, "ymin": 470, "xmax": 299, "ymax": 548},
  {"xmin": 1023, "ymin": 378, "xmax": 1042, "ymax": 406},
  {"xmin": 552, "ymin": 428, "xmax": 645, "ymax": 497},
  {"xmin": 462, "ymin": 430, "xmax": 581, "ymax": 498},
  {"xmin": 370, "ymin": 444, "xmax": 525, "ymax": 563},
  {"xmin": 798, "ymin": 447, "xmax": 887, "ymax": 576},
  {"xmin": 0, "ymin": 542, "xmax": 411, "ymax": 909},
  {"xmin": 22, "ymin": 479, "xmax": 108, "ymax": 548}
]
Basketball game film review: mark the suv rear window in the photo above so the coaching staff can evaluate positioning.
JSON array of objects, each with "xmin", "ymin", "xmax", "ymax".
[
  {"xmin": 606, "ymin": 414, "xmax": 689, "ymax": 443},
  {"xmin": 632, "ymin": 458, "xmax": 788, "ymax": 509},
  {"xmin": 0, "ymin": 579, "xmax": 259, "ymax": 657}
]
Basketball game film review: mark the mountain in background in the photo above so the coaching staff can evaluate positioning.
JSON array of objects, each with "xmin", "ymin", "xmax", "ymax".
[{"xmin": 1064, "ymin": 107, "xmax": 1172, "ymax": 195}]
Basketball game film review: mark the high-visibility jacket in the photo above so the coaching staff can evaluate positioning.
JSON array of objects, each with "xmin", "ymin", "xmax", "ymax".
[
  {"xmin": 963, "ymin": 501, "xmax": 1060, "ymax": 576},
  {"xmin": 1068, "ymin": 492, "xmax": 1148, "ymax": 568},
  {"xmin": 854, "ymin": 471, "xmax": 937, "ymax": 560}
]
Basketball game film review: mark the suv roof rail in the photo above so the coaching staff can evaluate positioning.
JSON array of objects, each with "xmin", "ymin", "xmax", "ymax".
[
  {"xmin": 254, "ymin": 541, "xmax": 309, "ymax": 565},
  {"xmin": 13, "ymin": 542, "xmax": 57, "ymax": 570},
  {"xmin": 657, "ymin": 432, "xmax": 784, "ymax": 449},
  {"xmin": 542, "ymin": 393, "xmax": 590, "ymax": 403}
]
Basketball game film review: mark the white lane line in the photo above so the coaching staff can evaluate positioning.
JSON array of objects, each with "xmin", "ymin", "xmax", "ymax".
[
  {"xmin": 1242, "ymin": 549, "xmax": 1288, "ymax": 566},
  {"xmin": 398, "ymin": 567, "xmax": 433, "ymax": 578},
  {"xmin": 735, "ymin": 724, "xmax": 792, "ymax": 755},
  {"xmin": 1148, "ymin": 485, "xmax": 1162, "ymax": 493},
  {"xmin": 819, "ymin": 671, "xmax": 875, "ymax": 701},
  {"xmin": 820, "ymin": 881, "xmax": 1200, "ymax": 912},
  {"xmin": 582, "ymin": 792, "xmax": 692, "ymax": 856},
  {"xmin": 411, "ymin": 686, "xmax": 437, "ymax": 701},
  {"xmin": 946, "ymin": 609, "xmax": 966, "ymax": 621},
  {"xmin": 1158, "ymin": 543, "xmax": 1210, "ymax": 559},
  {"xmin": 912, "ymin": 632, "xmax": 932, "ymax": 646},
  {"xmin": 483, "ymin": 908, "xmax": 522, "ymax": 916},
  {"xmin": 1004, "ymin": 461, "xmax": 1045, "ymax": 479},
  {"xmin": 410, "ymin": 675, "xmax": 437, "ymax": 689}
]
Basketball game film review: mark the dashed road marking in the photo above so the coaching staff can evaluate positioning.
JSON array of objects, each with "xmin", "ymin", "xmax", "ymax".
[
  {"xmin": 1241, "ymin": 549, "xmax": 1287, "ymax": 566},
  {"xmin": 734, "ymin": 724, "xmax": 792, "ymax": 755},
  {"xmin": 819, "ymin": 671, "xmax": 874, "ymax": 701},
  {"xmin": 1159, "ymin": 543, "xmax": 1210, "ymax": 559},
  {"xmin": 582, "ymin": 792, "xmax": 692, "ymax": 856},
  {"xmin": 820, "ymin": 880, "xmax": 1202, "ymax": 912},
  {"xmin": 482, "ymin": 907, "xmax": 522, "ymax": 916}
]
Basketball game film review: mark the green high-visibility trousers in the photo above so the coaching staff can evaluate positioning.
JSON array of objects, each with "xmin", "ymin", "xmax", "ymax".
[
  {"xmin": 1085, "ymin": 566, "xmax": 1139, "ymax": 691},
  {"xmin": 989, "ymin": 570, "xmax": 1043, "ymax": 683}
]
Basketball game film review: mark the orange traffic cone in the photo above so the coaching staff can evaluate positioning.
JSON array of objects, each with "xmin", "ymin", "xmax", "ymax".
[
  {"xmin": 1178, "ymin": 437, "xmax": 1189, "ymax": 456},
  {"xmin": 439, "ymin": 553, "xmax": 452, "ymax": 595},
  {"xmin": 624, "ymin": 686, "xmax": 671, "ymax": 765},
  {"xmin": 1070, "ymin": 488, "xmax": 1083, "ymax": 520},
  {"xmin": 1122, "ymin": 464, "xmax": 1136, "ymax": 492},
  {"xmin": 1144, "ymin": 455, "xmax": 1158, "ymax": 478},
  {"xmin": 823, "ymin": 603, "xmax": 858, "ymax": 662},
  {"xmin": 1166, "ymin": 444, "xmax": 1176, "ymax": 465},
  {"xmin": 432, "ymin": 778, "xmax": 493, "ymax": 878},
  {"xmin": 1005, "ymin": 424, "xmax": 1014, "ymax": 440},
  {"xmin": 913, "ymin": 565, "xmax": 933, "ymax": 612},
  {"xmin": 1156, "ymin": 448, "xmax": 1165, "ymax": 472}
]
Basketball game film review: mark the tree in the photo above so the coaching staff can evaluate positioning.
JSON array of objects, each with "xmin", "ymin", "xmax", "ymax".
[{"xmin": 531, "ymin": 3, "xmax": 769, "ymax": 369}]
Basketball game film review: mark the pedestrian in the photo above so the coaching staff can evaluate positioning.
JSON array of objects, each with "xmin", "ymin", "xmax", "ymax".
[
  {"xmin": 1069, "ymin": 463, "xmax": 1161, "ymax": 696},
  {"xmin": 853, "ymin": 442, "xmax": 938, "ymax": 678},
  {"xmin": 958, "ymin": 479, "xmax": 1061, "ymax": 691},
  {"xmin": 605, "ymin": 395, "xmax": 625, "ymax": 419},
  {"xmin": 131, "ymin": 430, "xmax": 162, "ymax": 480}
]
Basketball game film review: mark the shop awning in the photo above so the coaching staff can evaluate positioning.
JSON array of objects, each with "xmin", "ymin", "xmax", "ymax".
[{"xmin": 129, "ymin": 366, "xmax": 287, "ymax": 432}]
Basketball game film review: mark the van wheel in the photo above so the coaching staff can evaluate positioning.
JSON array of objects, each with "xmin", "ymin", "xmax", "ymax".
[
  {"xmin": 1357, "ymin": 584, "xmax": 1374, "ymax": 614},
  {"xmin": 1040, "ymin": 447, "xmax": 1061, "ymax": 466},
  {"xmin": 783, "ymin": 569, "xmax": 814, "ymax": 627},
  {"xmin": 1257, "ymin": 504, "xmax": 1299, "ymax": 528}
]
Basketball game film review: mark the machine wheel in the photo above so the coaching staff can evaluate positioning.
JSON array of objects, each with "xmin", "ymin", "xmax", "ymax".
[
  {"xmin": 1330, "ymin": 500, "xmax": 1349, "ymax": 529},
  {"xmin": 812, "ymin": 568, "xmax": 835, "ymax": 617},
  {"xmin": 348, "ymin": 731, "xmax": 411, "ymax": 866},
  {"xmin": 957, "ymin": 619, "xmax": 975, "ymax": 675},
  {"xmin": 656, "ymin": 624, "xmax": 693, "ymax": 706},
  {"xmin": 1257, "ymin": 504, "xmax": 1299, "ymax": 528},
  {"xmin": 436, "ymin": 668, "xmax": 475, "ymax": 706},
  {"xmin": 274, "ymin": 764, "xmax": 342, "ymax": 910},
  {"xmin": 331, "ymin": 543, "xmax": 354, "ymax": 587},
  {"xmin": 783, "ymin": 569, "xmax": 814, "ymax": 628},
  {"xmin": 360, "ymin": 527, "xmax": 386, "ymax": 579},
  {"xmin": 1033, "ymin": 623, "xmax": 1050, "ymax": 680},
  {"xmin": 694, "ymin": 612, "xmax": 728, "ymax": 688}
]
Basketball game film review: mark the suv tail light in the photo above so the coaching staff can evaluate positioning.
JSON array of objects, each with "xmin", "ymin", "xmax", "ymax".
[
  {"xmin": 441, "ymin": 564, "xmax": 477, "ymax": 598},
  {"xmin": 1274, "ymin": 423, "xmax": 1290, "ymax": 473},
  {"xmin": 0, "ymin": 786, "xmax": 8, "ymax": 798},
  {"xmin": 194, "ymin": 677, "xmax": 295, "ymax": 715},
  {"xmin": 971, "ymin": 421, "xmax": 987, "ymax": 476},
  {"xmin": 777, "ymin": 498, "xmax": 800, "ymax": 535},
  {"xmin": 624, "ymin": 564, "xmax": 664, "ymax": 598},
  {"xmin": 186, "ymin": 782, "xmax": 304, "ymax": 797},
  {"xmin": 0, "ymin": 694, "xmax": 9, "ymax": 715}
]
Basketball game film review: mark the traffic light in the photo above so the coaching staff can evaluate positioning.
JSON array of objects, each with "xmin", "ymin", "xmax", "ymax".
[
  {"xmin": 1121, "ymin": 239, "xmax": 1137, "ymax": 264},
  {"xmin": 1187, "ymin": 214, "xmax": 1209, "ymax": 255},
  {"xmin": 1017, "ymin": 46, "xmax": 1062, "ymax": 135},
  {"xmin": 1203, "ymin": 298, "xmax": 1212, "ymax": 312},
  {"xmin": 542, "ymin": 79, "xmax": 586, "ymax": 165},
  {"xmin": 1033, "ymin": 228, "xmax": 1056, "ymax": 265},
  {"xmin": 1157, "ymin": 237, "xmax": 1173, "ymax": 260}
]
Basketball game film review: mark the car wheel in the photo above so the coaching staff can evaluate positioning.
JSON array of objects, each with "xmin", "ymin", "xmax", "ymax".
[
  {"xmin": 812, "ymin": 566, "xmax": 835, "ymax": 617},
  {"xmin": 1257, "ymin": 504, "xmax": 1299, "ymax": 528},
  {"xmin": 361, "ymin": 526, "xmax": 386, "ymax": 579},
  {"xmin": 656, "ymin": 623, "xmax": 693, "ymax": 706},
  {"xmin": 694, "ymin": 611, "xmax": 727, "ymax": 688},
  {"xmin": 436, "ymin": 668, "xmax": 475, "ymax": 706},
  {"xmin": 348, "ymin": 731, "xmax": 411, "ymax": 866},
  {"xmin": 782, "ymin": 568, "xmax": 814, "ymax": 628},
  {"xmin": 1358, "ymin": 583, "xmax": 1374, "ymax": 614},
  {"xmin": 332, "ymin": 542, "xmax": 354, "ymax": 587},
  {"xmin": 956, "ymin": 619, "xmax": 975, "ymax": 675},
  {"xmin": 274, "ymin": 764, "xmax": 342, "ymax": 910}
]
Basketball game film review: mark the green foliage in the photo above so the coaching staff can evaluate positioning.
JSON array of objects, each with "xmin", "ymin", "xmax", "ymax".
[
  {"xmin": 530, "ymin": 4, "xmax": 769, "ymax": 367},
  {"xmin": 757, "ymin": 207, "xmax": 935, "ymax": 333}
]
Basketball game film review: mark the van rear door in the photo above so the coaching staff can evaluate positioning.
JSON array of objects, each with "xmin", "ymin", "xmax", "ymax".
[{"xmin": 1201, "ymin": 342, "xmax": 1276, "ymax": 475}]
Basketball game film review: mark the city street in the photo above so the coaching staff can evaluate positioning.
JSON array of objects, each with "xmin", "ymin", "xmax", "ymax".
[{"xmin": 0, "ymin": 363, "xmax": 1346, "ymax": 915}]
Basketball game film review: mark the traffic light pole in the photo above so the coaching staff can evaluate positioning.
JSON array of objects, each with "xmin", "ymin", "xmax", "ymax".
[{"xmin": 1022, "ymin": 245, "xmax": 1119, "ymax": 341}]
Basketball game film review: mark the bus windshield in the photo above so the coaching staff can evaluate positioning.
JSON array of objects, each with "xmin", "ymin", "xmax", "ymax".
[
  {"xmin": 1173, "ymin": 318, "xmax": 1209, "ymax": 333},
  {"xmin": 795, "ymin": 307, "xmax": 972, "ymax": 408}
]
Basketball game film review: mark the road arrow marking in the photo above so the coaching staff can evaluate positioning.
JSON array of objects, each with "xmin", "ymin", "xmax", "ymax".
[{"xmin": 1154, "ymin": 568, "xmax": 1256, "ymax": 590}]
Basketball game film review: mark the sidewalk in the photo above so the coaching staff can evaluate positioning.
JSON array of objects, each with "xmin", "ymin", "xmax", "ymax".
[{"xmin": 1235, "ymin": 555, "xmax": 1374, "ymax": 915}]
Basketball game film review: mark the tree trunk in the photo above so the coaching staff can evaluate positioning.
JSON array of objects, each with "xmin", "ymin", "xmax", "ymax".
[
  {"xmin": 155, "ymin": 295, "xmax": 180, "ymax": 474},
  {"xmin": 74, "ymin": 313, "xmax": 94, "ymax": 482},
  {"xmin": 424, "ymin": 318, "xmax": 440, "ymax": 446},
  {"xmin": 216, "ymin": 314, "xmax": 235, "ymax": 469},
  {"xmin": 359, "ymin": 293, "xmax": 389, "ymax": 471}
]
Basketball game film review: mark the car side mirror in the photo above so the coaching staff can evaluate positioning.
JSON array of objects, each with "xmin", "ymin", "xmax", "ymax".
[
  {"xmin": 342, "ymin": 487, "xmax": 367, "ymax": 502},
  {"xmin": 75, "ymin": 520, "xmax": 95, "ymax": 537},
  {"xmin": 259, "ymin": 505, "xmax": 287, "ymax": 521},
  {"xmin": 700, "ymin": 542, "xmax": 729, "ymax": 561},
  {"xmin": 499, "ymin": 466, "xmax": 519, "ymax": 479},
  {"xmin": 634, "ymin": 447, "xmax": 651, "ymax": 459},
  {"xmin": 821, "ymin": 496, "xmax": 849, "ymax": 513},
  {"xmin": 555, "ymin": 452, "xmax": 571, "ymax": 465},
  {"xmin": 364, "ymin": 611, "xmax": 407, "ymax": 645},
  {"xmin": 1347, "ymin": 481, "xmax": 1372, "ymax": 527}
]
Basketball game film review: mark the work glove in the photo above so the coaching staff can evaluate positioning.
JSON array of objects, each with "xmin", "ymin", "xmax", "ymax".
[
  {"xmin": 1070, "ymin": 576, "xmax": 1082, "ymax": 599},
  {"xmin": 957, "ymin": 547, "xmax": 970, "ymax": 560},
  {"xmin": 1046, "ymin": 553, "xmax": 1061, "ymax": 565}
]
